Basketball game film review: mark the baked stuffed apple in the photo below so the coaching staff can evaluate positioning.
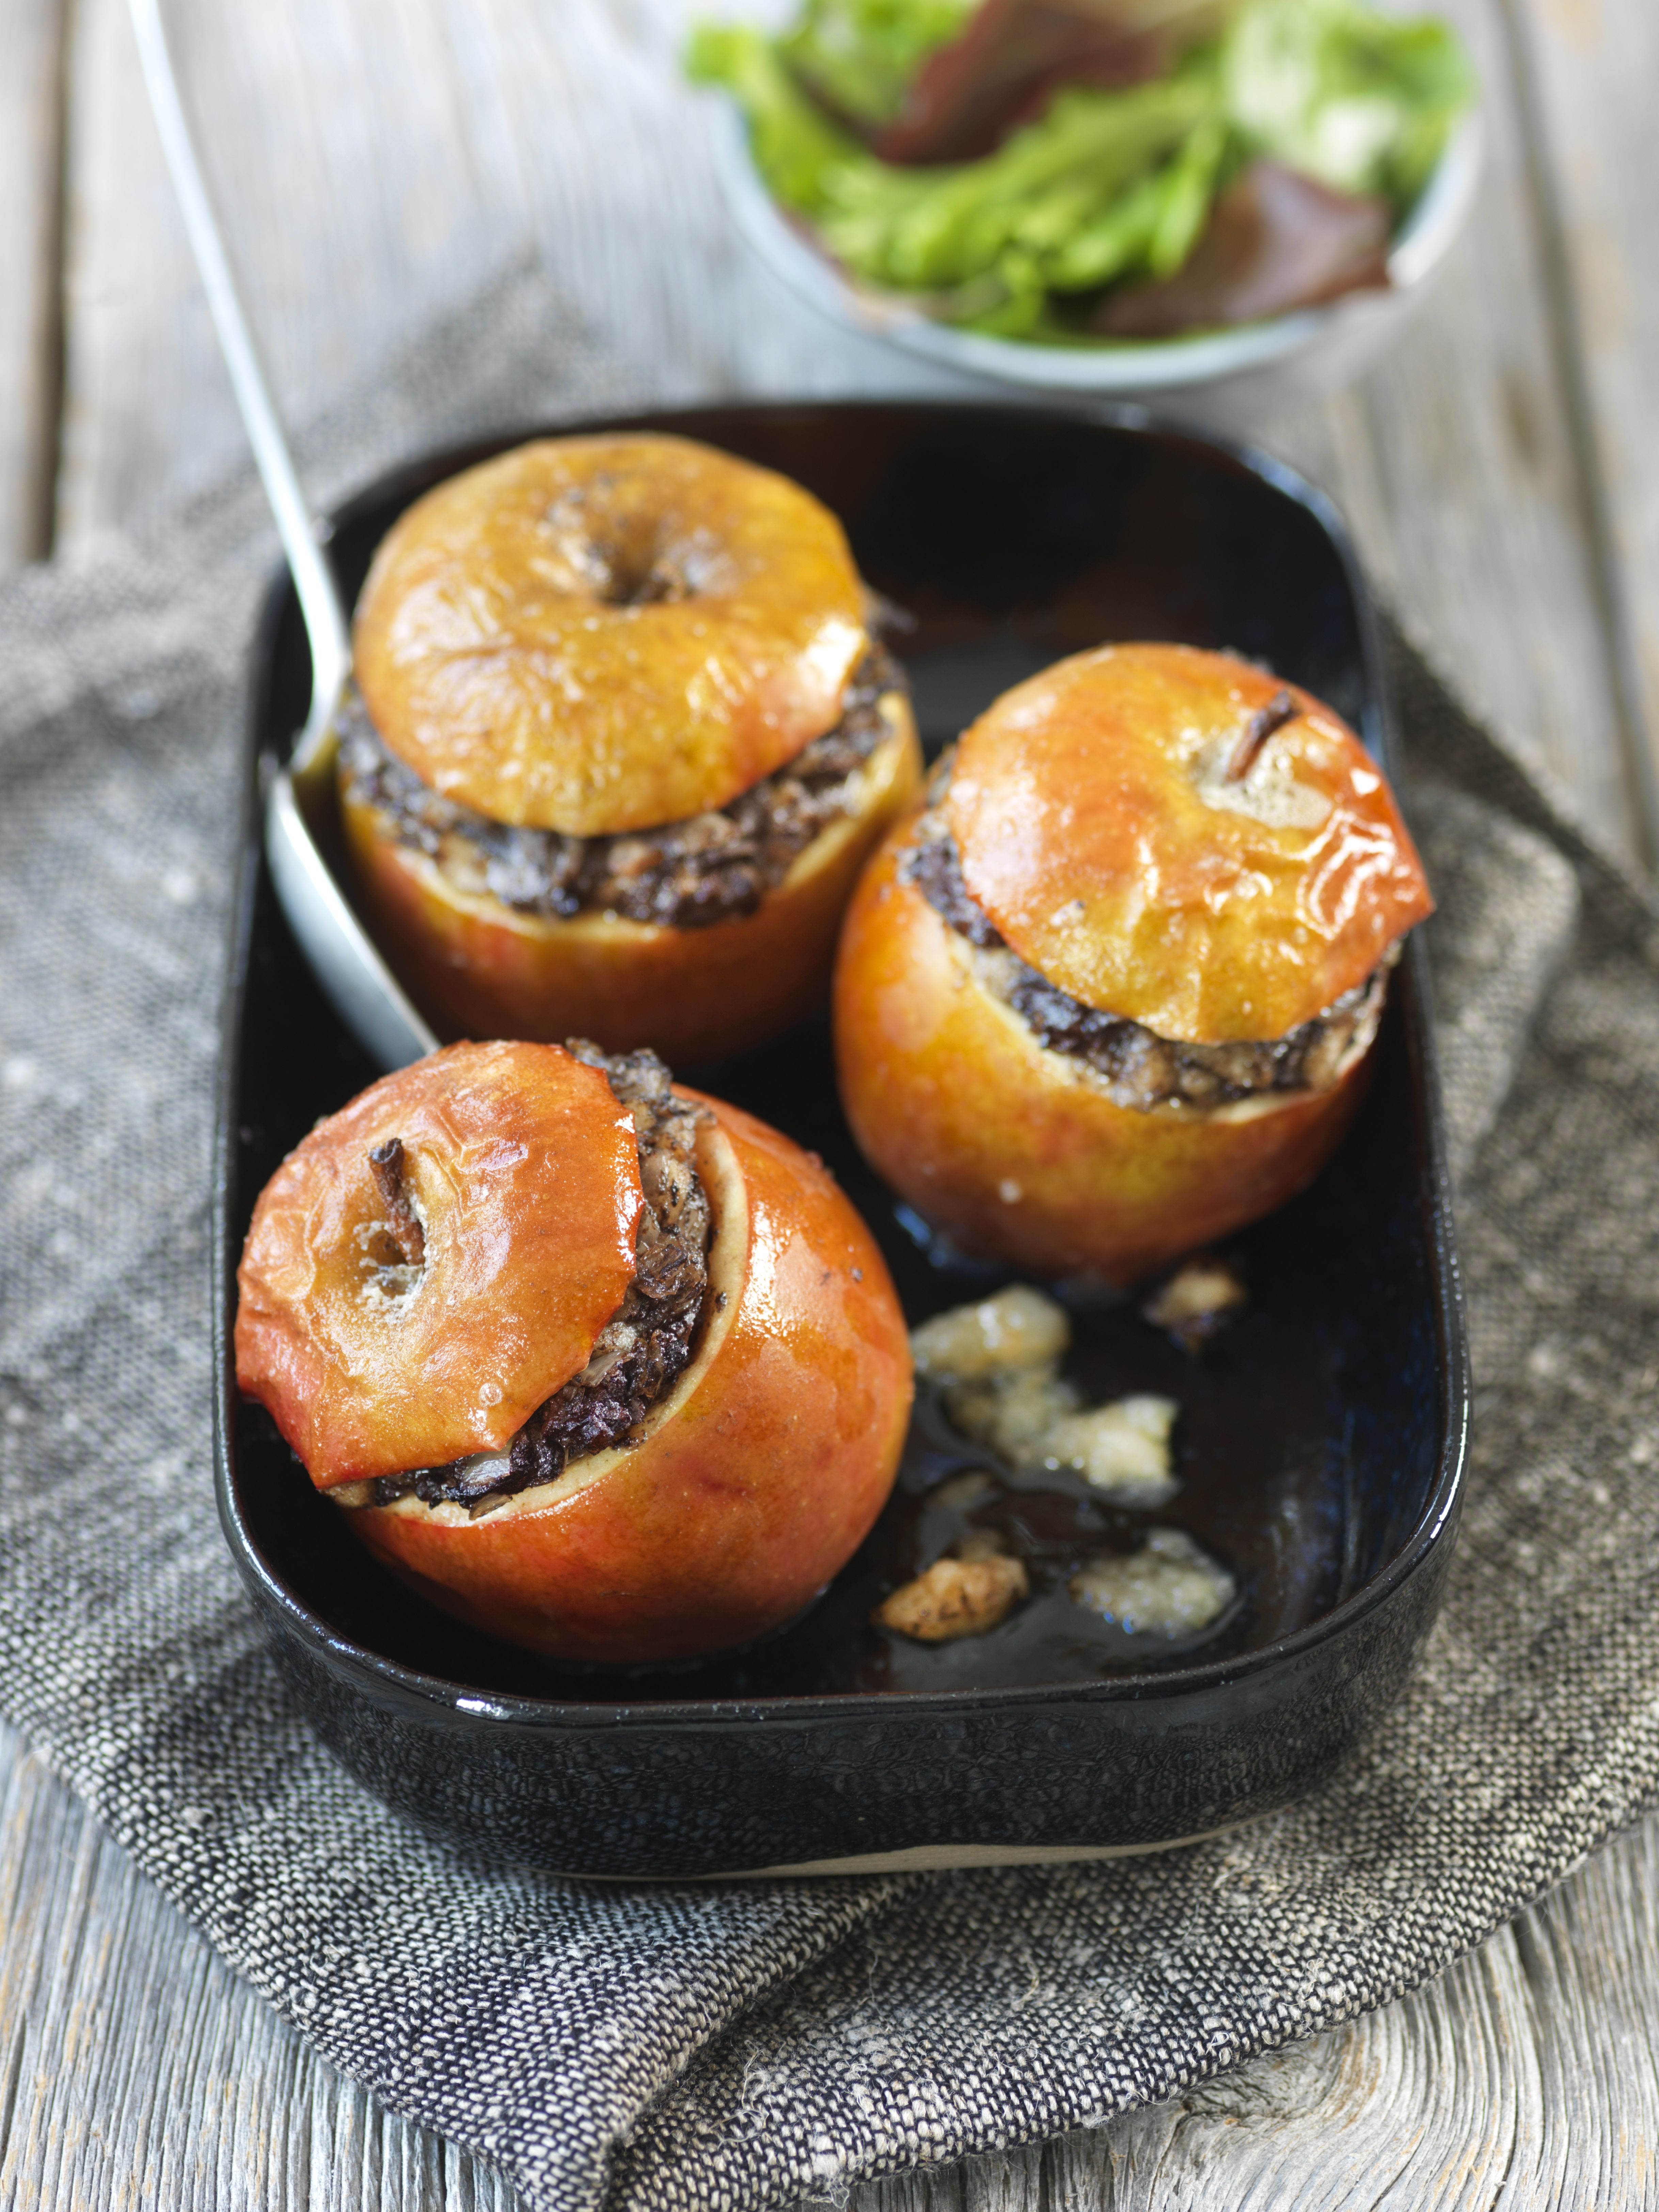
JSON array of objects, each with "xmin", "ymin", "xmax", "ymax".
[
  {"xmin": 234, "ymin": 1039, "xmax": 912, "ymax": 1663},
  {"xmin": 337, "ymin": 433, "xmax": 922, "ymax": 1063},
  {"xmin": 833, "ymin": 643, "xmax": 1433, "ymax": 1287}
]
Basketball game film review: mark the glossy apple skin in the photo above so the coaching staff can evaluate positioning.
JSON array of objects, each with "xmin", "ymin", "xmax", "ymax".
[
  {"xmin": 235, "ymin": 1041, "xmax": 642, "ymax": 1484},
  {"xmin": 833, "ymin": 832, "xmax": 1371, "ymax": 1287},
  {"xmin": 346, "ymin": 1095, "xmax": 913, "ymax": 1665},
  {"xmin": 352, "ymin": 433, "xmax": 871, "ymax": 837},
  {"xmin": 947, "ymin": 643, "xmax": 1433, "ymax": 1043},
  {"xmin": 339, "ymin": 704, "xmax": 922, "ymax": 1064}
]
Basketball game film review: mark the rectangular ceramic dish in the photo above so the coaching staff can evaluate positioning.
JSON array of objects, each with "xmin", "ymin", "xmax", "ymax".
[{"xmin": 215, "ymin": 402, "xmax": 1468, "ymax": 1878}]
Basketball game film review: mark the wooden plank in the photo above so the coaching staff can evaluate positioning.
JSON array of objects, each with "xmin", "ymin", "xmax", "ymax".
[
  {"xmin": 1502, "ymin": 0, "xmax": 1659, "ymax": 858},
  {"xmin": 56, "ymin": 0, "xmax": 513, "ymax": 549},
  {"xmin": 1231, "ymin": 0, "xmax": 1639, "ymax": 853},
  {"xmin": 0, "ymin": 0, "xmax": 67, "ymax": 567}
]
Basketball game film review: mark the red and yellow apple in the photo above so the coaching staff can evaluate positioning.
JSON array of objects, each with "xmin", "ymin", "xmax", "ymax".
[
  {"xmin": 236, "ymin": 1040, "xmax": 913, "ymax": 1663},
  {"xmin": 340, "ymin": 432, "xmax": 922, "ymax": 1059},
  {"xmin": 833, "ymin": 644, "xmax": 1433, "ymax": 1286}
]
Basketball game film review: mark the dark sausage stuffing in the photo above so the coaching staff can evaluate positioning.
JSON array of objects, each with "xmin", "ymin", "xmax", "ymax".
[
  {"xmin": 338, "ymin": 644, "xmax": 907, "ymax": 931},
  {"xmin": 369, "ymin": 1044, "xmax": 713, "ymax": 1515},
  {"xmin": 901, "ymin": 806, "xmax": 1388, "ymax": 1112}
]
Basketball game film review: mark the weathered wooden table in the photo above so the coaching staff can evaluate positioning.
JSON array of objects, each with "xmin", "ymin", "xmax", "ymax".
[{"xmin": 2, "ymin": 0, "xmax": 1656, "ymax": 2202}]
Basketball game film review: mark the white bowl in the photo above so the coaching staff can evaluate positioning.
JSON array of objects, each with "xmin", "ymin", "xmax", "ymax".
[{"xmin": 712, "ymin": 97, "xmax": 1483, "ymax": 397}]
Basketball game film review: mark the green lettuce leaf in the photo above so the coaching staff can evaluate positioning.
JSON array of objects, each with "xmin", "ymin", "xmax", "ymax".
[
  {"xmin": 1223, "ymin": 0, "xmax": 1475, "ymax": 210},
  {"xmin": 779, "ymin": 0, "xmax": 975, "ymax": 128},
  {"xmin": 688, "ymin": 23, "xmax": 859, "ymax": 210},
  {"xmin": 822, "ymin": 76, "xmax": 1212, "ymax": 290}
]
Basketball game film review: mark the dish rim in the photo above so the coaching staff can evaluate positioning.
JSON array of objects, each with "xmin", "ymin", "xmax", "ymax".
[
  {"xmin": 213, "ymin": 395, "xmax": 1471, "ymax": 1731},
  {"xmin": 710, "ymin": 98, "xmax": 1484, "ymax": 393}
]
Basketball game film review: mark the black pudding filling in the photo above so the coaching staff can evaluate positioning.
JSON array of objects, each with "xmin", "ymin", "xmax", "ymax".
[
  {"xmin": 901, "ymin": 810, "xmax": 1390, "ymax": 1113},
  {"xmin": 368, "ymin": 1045, "xmax": 714, "ymax": 1517},
  {"xmin": 337, "ymin": 642, "xmax": 908, "ymax": 931}
]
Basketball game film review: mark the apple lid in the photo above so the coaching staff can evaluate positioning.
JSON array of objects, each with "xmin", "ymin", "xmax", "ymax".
[
  {"xmin": 353, "ymin": 433, "xmax": 868, "ymax": 838},
  {"xmin": 946, "ymin": 642, "xmax": 1434, "ymax": 1044},
  {"xmin": 235, "ymin": 1040, "xmax": 643, "ymax": 1486}
]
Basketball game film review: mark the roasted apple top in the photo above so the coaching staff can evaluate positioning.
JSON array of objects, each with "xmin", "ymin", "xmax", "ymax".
[
  {"xmin": 342, "ymin": 1089, "xmax": 914, "ymax": 1664},
  {"xmin": 234, "ymin": 1041, "xmax": 643, "ymax": 1486},
  {"xmin": 352, "ymin": 433, "xmax": 870, "ymax": 839},
  {"xmin": 945, "ymin": 642, "xmax": 1433, "ymax": 1043}
]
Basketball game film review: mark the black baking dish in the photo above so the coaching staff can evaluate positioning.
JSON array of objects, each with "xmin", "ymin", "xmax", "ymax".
[{"xmin": 215, "ymin": 402, "xmax": 1469, "ymax": 1879}]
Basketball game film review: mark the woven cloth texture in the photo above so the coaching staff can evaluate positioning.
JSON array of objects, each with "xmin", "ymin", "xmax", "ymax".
[{"xmin": 2, "ymin": 266, "xmax": 1657, "ymax": 2212}]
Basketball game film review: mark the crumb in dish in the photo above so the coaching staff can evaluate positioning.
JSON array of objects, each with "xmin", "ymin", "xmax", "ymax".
[
  {"xmin": 1040, "ymin": 1395, "xmax": 1179, "ymax": 1503},
  {"xmin": 875, "ymin": 1538, "xmax": 1029, "ymax": 1641},
  {"xmin": 910, "ymin": 1281, "xmax": 1072, "ymax": 1378},
  {"xmin": 1142, "ymin": 1251, "xmax": 1247, "ymax": 1349},
  {"xmin": 912, "ymin": 1285, "xmax": 1182, "ymax": 1506},
  {"xmin": 1069, "ymin": 1527, "xmax": 1236, "ymax": 1635}
]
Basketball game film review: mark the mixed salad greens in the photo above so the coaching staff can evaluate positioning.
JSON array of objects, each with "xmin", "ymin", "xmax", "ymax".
[{"xmin": 690, "ymin": 0, "xmax": 1474, "ymax": 342}]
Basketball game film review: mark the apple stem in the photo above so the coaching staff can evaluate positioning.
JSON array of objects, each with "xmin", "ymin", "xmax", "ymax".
[
  {"xmin": 367, "ymin": 1138, "xmax": 426, "ymax": 1267},
  {"xmin": 1226, "ymin": 691, "xmax": 1297, "ymax": 781}
]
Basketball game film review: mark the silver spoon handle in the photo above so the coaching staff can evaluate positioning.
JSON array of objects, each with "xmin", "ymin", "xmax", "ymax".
[
  {"xmin": 129, "ymin": 0, "xmax": 436, "ymax": 1070},
  {"xmin": 127, "ymin": 0, "xmax": 349, "ymax": 769}
]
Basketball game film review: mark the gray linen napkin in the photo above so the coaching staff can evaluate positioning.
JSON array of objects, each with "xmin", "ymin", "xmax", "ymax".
[{"xmin": 3, "ymin": 263, "xmax": 1656, "ymax": 2212}]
